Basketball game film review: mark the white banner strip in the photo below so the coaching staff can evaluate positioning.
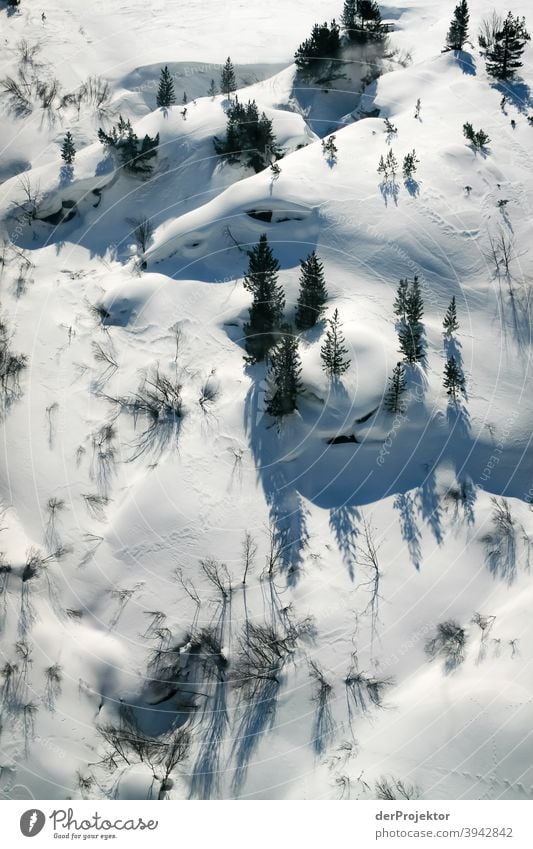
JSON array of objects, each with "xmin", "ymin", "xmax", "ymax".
[{"xmin": 1, "ymin": 800, "xmax": 532, "ymax": 848}]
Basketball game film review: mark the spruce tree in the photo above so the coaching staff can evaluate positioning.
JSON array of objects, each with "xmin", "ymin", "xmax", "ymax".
[
  {"xmin": 295, "ymin": 251, "xmax": 328, "ymax": 330},
  {"xmin": 61, "ymin": 131, "xmax": 76, "ymax": 165},
  {"xmin": 405, "ymin": 276, "xmax": 424, "ymax": 324},
  {"xmin": 265, "ymin": 329, "xmax": 303, "ymax": 417},
  {"xmin": 341, "ymin": 0, "xmax": 357, "ymax": 39},
  {"xmin": 485, "ymin": 13, "xmax": 530, "ymax": 80},
  {"xmin": 398, "ymin": 322, "xmax": 423, "ymax": 364},
  {"xmin": 443, "ymin": 296, "xmax": 459, "ymax": 335},
  {"xmin": 443, "ymin": 355, "xmax": 465, "ymax": 400},
  {"xmin": 243, "ymin": 235, "xmax": 284, "ymax": 362},
  {"xmin": 156, "ymin": 66, "xmax": 176, "ymax": 108},
  {"xmin": 393, "ymin": 278, "xmax": 409, "ymax": 321},
  {"xmin": 221, "ymin": 57, "xmax": 237, "ymax": 98},
  {"xmin": 207, "ymin": 79, "xmax": 218, "ymax": 98},
  {"xmin": 402, "ymin": 149, "xmax": 419, "ymax": 180},
  {"xmin": 445, "ymin": 0, "xmax": 470, "ymax": 51},
  {"xmin": 384, "ymin": 362, "xmax": 407, "ymax": 413},
  {"xmin": 321, "ymin": 309, "xmax": 351, "ymax": 378}
]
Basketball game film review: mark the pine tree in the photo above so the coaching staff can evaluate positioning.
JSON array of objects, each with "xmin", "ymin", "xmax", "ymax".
[
  {"xmin": 384, "ymin": 362, "xmax": 407, "ymax": 413},
  {"xmin": 294, "ymin": 20, "xmax": 341, "ymax": 73},
  {"xmin": 443, "ymin": 355, "xmax": 465, "ymax": 400},
  {"xmin": 403, "ymin": 149, "xmax": 419, "ymax": 180},
  {"xmin": 265, "ymin": 329, "xmax": 303, "ymax": 417},
  {"xmin": 445, "ymin": 0, "xmax": 470, "ymax": 51},
  {"xmin": 295, "ymin": 251, "xmax": 328, "ymax": 330},
  {"xmin": 221, "ymin": 57, "xmax": 237, "ymax": 98},
  {"xmin": 393, "ymin": 279, "xmax": 409, "ymax": 321},
  {"xmin": 414, "ymin": 98, "xmax": 421, "ymax": 119},
  {"xmin": 182, "ymin": 91, "xmax": 188, "ymax": 104},
  {"xmin": 398, "ymin": 322, "xmax": 423, "ymax": 364},
  {"xmin": 405, "ymin": 276, "xmax": 424, "ymax": 324},
  {"xmin": 485, "ymin": 13, "xmax": 530, "ymax": 80},
  {"xmin": 156, "ymin": 66, "xmax": 175, "ymax": 108},
  {"xmin": 61, "ymin": 131, "xmax": 76, "ymax": 164},
  {"xmin": 243, "ymin": 235, "xmax": 285, "ymax": 362},
  {"xmin": 443, "ymin": 296, "xmax": 459, "ymax": 335},
  {"xmin": 214, "ymin": 98, "xmax": 280, "ymax": 172},
  {"xmin": 341, "ymin": 0, "xmax": 357, "ymax": 38},
  {"xmin": 321, "ymin": 309, "xmax": 351, "ymax": 378},
  {"xmin": 207, "ymin": 79, "xmax": 218, "ymax": 98},
  {"xmin": 322, "ymin": 135, "xmax": 338, "ymax": 162}
]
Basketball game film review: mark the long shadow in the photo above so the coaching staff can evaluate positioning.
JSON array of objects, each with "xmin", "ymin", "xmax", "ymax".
[
  {"xmin": 379, "ymin": 178, "xmax": 399, "ymax": 207},
  {"xmin": 329, "ymin": 504, "xmax": 360, "ymax": 580},
  {"xmin": 494, "ymin": 80, "xmax": 532, "ymax": 115},
  {"xmin": 189, "ymin": 676, "xmax": 229, "ymax": 799},
  {"xmin": 455, "ymin": 50, "xmax": 476, "ymax": 76},
  {"xmin": 446, "ymin": 399, "xmax": 471, "ymax": 442},
  {"xmin": 230, "ymin": 678, "xmax": 279, "ymax": 797},
  {"xmin": 393, "ymin": 493, "xmax": 422, "ymax": 570},
  {"xmin": 444, "ymin": 334, "xmax": 463, "ymax": 371},
  {"xmin": 244, "ymin": 378, "xmax": 309, "ymax": 582},
  {"xmin": 418, "ymin": 467, "xmax": 443, "ymax": 544}
]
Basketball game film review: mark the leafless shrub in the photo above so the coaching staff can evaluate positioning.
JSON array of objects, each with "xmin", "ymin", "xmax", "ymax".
[
  {"xmin": 44, "ymin": 663, "xmax": 62, "ymax": 710},
  {"xmin": 35, "ymin": 77, "xmax": 61, "ymax": 110},
  {"xmin": 200, "ymin": 557, "xmax": 232, "ymax": 600},
  {"xmin": 472, "ymin": 612, "xmax": 496, "ymax": 663},
  {"xmin": 487, "ymin": 228, "xmax": 515, "ymax": 277},
  {"xmin": 17, "ymin": 39, "xmax": 42, "ymax": 65},
  {"xmin": 241, "ymin": 530, "xmax": 257, "ymax": 585},
  {"xmin": 78, "ymin": 76, "xmax": 112, "ymax": 116},
  {"xmin": 87, "ymin": 300, "xmax": 111, "ymax": 326},
  {"xmin": 82, "ymin": 493, "xmax": 109, "ymax": 522},
  {"xmin": 45, "ymin": 497, "xmax": 65, "ymax": 553},
  {"xmin": 344, "ymin": 664, "xmax": 394, "ymax": 713},
  {"xmin": 480, "ymin": 497, "xmax": 519, "ymax": 583},
  {"xmin": 111, "ymin": 367, "xmax": 184, "ymax": 459},
  {"xmin": 265, "ymin": 520, "xmax": 284, "ymax": 578},
  {"xmin": 425, "ymin": 619, "xmax": 467, "ymax": 671},
  {"xmin": 22, "ymin": 701, "xmax": 38, "ymax": 755},
  {"xmin": 128, "ymin": 216, "xmax": 154, "ymax": 256},
  {"xmin": 356, "ymin": 518, "xmax": 382, "ymax": 645},
  {"xmin": 230, "ymin": 620, "xmax": 312, "ymax": 698},
  {"xmin": 90, "ymin": 423, "xmax": 116, "ymax": 497},
  {"xmin": 1, "ymin": 661, "xmax": 22, "ymax": 714},
  {"xmin": 0, "ymin": 555, "xmax": 11, "ymax": 631},
  {"xmin": 375, "ymin": 776, "xmax": 420, "ymax": 800},
  {"xmin": 198, "ymin": 371, "xmax": 220, "ymax": 411},
  {"xmin": 0, "ymin": 313, "xmax": 27, "ymax": 408},
  {"xmin": 10, "ymin": 174, "xmax": 41, "ymax": 224},
  {"xmin": 92, "ymin": 341, "xmax": 118, "ymax": 388},
  {"xmin": 309, "ymin": 661, "xmax": 335, "ymax": 755},
  {"xmin": 1, "ymin": 71, "xmax": 33, "ymax": 115},
  {"xmin": 478, "ymin": 12, "xmax": 503, "ymax": 54}
]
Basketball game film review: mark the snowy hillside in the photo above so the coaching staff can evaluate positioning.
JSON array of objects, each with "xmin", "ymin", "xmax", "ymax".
[{"xmin": 1, "ymin": 0, "xmax": 533, "ymax": 801}]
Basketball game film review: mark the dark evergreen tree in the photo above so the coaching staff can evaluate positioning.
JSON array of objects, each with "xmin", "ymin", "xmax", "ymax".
[
  {"xmin": 294, "ymin": 20, "xmax": 341, "ymax": 74},
  {"xmin": 221, "ymin": 57, "xmax": 237, "ymax": 98},
  {"xmin": 443, "ymin": 296, "xmax": 459, "ymax": 335},
  {"xmin": 322, "ymin": 135, "xmax": 338, "ymax": 162},
  {"xmin": 342, "ymin": 0, "xmax": 385, "ymax": 43},
  {"xmin": 207, "ymin": 79, "xmax": 218, "ymax": 98},
  {"xmin": 243, "ymin": 235, "xmax": 285, "ymax": 362},
  {"xmin": 214, "ymin": 98, "xmax": 280, "ymax": 172},
  {"xmin": 405, "ymin": 276, "xmax": 424, "ymax": 324},
  {"xmin": 398, "ymin": 322, "xmax": 423, "ymax": 364},
  {"xmin": 295, "ymin": 251, "xmax": 328, "ymax": 330},
  {"xmin": 341, "ymin": 0, "xmax": 357, "ymax": 39},
  {"xmin": 445, "ymin": 0, "xmax": 470, "ymax": 51},
  {"xmin": 321, "ymin": 309, "xmax": 351, "ymax": 377},
  {"xmin": 98, "ymin": 116, "xmax": 159, "ymax": 175},
  {"xmin": 443, "ymin": 355, "xmax": 465, "ymax": 399},
  {"xmin": 156, "ymin": 66, "xmax": 176, "ymax": 108},
  {"xmin": 182, "ymin": 91, "xmax": 188, "ymax": 104},
  {"xmin": 402, "ymin": 149, "xmax": 419, "ymax": 180},
  {"xmin": 384, "ymin": 362, "xmax": 407, "ymax": 413},
  {"xmin": 61, "ymin": 131, "xmax": 76, "ymax": 165},
  {"xmin": 393, "ymin": 278, "xmax": 409, "ymax": 321},
  {"xmin": 463, "ymin": 122, "xmax": 490, "ymax": 149},
  {"xmin": 485, "ymin": 13, "xmax": 530, "ymax": 80},
  {"xmin": 265, "ymin": 329, "xmax": 303, "ymax": 417}
]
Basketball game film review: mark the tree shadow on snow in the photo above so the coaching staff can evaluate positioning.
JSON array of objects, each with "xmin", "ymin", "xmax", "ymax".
[{"xmin": 393, "ymin": 492, "xmax": 422, "ymax": 570}]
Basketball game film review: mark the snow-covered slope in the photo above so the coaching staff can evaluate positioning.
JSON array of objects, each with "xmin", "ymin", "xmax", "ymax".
[{"xmin": 1, "ymin": 0, "xmax": 533, "ymax": 801}]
